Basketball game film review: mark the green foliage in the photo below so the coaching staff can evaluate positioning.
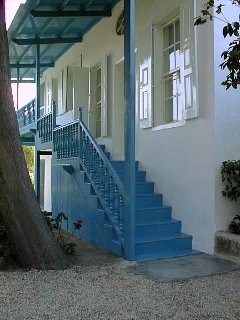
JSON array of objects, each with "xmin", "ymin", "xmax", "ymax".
[
  {"xmin": 194, "ymin": 0, "xmax": 240, "ymax": 90},
  {"xmin": 229, "ymin": 214, "xmax": 240, "ymax": 234},
  {"xmin": 221, "ymin": 161, "xmax": 240, "ymax": 235},
  {"xmin": 0, "ymin": 224, "xmax": 11, "ymax": 257},
  {"xmin": 43, "ymin": 211, "xmax": 83, "ymax": 255},
  {"xmin": 22, "ymin": 146, "xmax": 34, "ymax": 183},
  {"xmin": 221, "ymin": 160, "xmax": 240, "ymax": 201}
]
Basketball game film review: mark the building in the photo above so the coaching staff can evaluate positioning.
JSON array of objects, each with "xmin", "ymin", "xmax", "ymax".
[{"xmin": 9, "ymin": 0, "xmax": 240, "ymax": 261}]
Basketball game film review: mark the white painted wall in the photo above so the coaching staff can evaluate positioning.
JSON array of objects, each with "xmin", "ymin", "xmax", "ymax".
[
  {"xmin": 40, "ymin": 0, "xmax": 240, "ymax": 253},
  {"xmin": 134, "ymin": 0, "xmax": 216, "ymax": 253},
  {"xmin": 40, "ymin": 155, "xmax": 52, "ymax": 212},
  {"xmin": 214, "ymin": 1, "xmax": 240, "ymax": 232}
]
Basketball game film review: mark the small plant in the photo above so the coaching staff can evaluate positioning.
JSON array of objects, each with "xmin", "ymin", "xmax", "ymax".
[
  {"xmin": 0, "ymin": 224, "xmax": 11, "ymax": 257},
  {"xmin": 229, "ymin": 215, "xmax": 240, "ymax": 235},
  {"xmin": 221, "ymin": 160, "xmax": 240, "ymax": 235},
  {"xmin": 43, "ymin": 211, "xmax": 83, "ymax": 255},
  {"xmin": 221, "ymin": 160, "xmax": 240, "ymax": 201}
]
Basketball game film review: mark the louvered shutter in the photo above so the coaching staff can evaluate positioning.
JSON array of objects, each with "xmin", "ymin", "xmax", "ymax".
[
  {"xmin": 180, "ymin": 0, "xmax": 198, "ymax": 120},
  {"xmin": 46, "ymin": 80, "xmax": 52, "ymax": 113},
  {"xmin": 139, "ymin": 57, "xmax": 152, "ymax": 128},
  {"xmin": 57, "ymin": 72, "xmax": 63, "ymax": 115},
  {"xmin": 73, "ymin": 66, "xmax": 89, "ymax": 121},
  {"xmin": 101, "ymin": 54, "xmax": 108, "ymax": 137},
  {"xmin": 62, "ymin": 67, "xmax": 68, "ymax": 114}
]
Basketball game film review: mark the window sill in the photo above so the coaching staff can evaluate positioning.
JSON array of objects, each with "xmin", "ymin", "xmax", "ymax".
[{"xmin": 152, "ymin": 120, "xmax": 186, "ymax": 131}]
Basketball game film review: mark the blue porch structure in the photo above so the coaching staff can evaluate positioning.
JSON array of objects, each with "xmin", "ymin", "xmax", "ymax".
[{"xmin": 11, "ymin": 0, "xmax": 198, "ymax": 261}]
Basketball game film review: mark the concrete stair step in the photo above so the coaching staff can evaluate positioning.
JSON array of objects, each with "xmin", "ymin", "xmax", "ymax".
[
  {"xmin": 136, "ymin": 219, "xmax": 181, "ymax": 240},
  {"xmin": 136, "ymin": 206, "xmax": 172, "ymax": 223},
  {"xmin": 136, "ymin": 194, "xmax": 163, "ymax": 208},
  {"xmin": 135, "ymin": 234, "xmax": 193, "ymax": 256}
]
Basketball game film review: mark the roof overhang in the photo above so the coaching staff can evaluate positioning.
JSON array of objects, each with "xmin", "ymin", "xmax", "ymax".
[{"xmin": 8, "ymin": 0, "xmax": 120, "ymax": 81}]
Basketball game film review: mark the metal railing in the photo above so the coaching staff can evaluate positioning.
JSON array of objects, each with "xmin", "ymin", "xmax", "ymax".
[
  {"xmin": 37, "ymin": 112, "xmax": 53, "ymax": 143},
  {"xmin": 16, "ymin": 99, "xmax": 35, "ymax": 128},
  {"xmin": 53, "ymin": 108, "xmax": 125, "ymax": 244},
  {"xmin": 53, "ymin": 120, "xmax": 79, "ymax": 158}
]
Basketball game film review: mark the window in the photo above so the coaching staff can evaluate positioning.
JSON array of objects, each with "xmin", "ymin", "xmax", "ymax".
[
  {"xmin": 162, "ymin": 18, "xmax": 181, "ymax": 123},
  {"xmin": 52, "ymin": 72, "xmax": 63, "ymax": 115},
  {"xmin": 89, "ymin": 55, "xmax": 108, "ymax": 138},
  {"xmin": 67, "ymin": 65, "xmax": 74, "ymax": 112},
  {"xmin": 46, "ymin": 81, "xmax": 52, "ymax": 113},
  {"xmin": 40, "ymin": 83, "xmax": 45, "ymax": 117},
  {"xmin": 139, "ymin": 1, "xmax": 198, "ymax": 129},
  {"xmin": 96, "ymin": 66, "xmax": 102, "ymax": 138}
]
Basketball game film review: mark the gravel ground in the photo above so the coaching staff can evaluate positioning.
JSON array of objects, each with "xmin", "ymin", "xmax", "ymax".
[{"xmin": 0, "ymin": 260, "xmax": 240, "ymax": 320}]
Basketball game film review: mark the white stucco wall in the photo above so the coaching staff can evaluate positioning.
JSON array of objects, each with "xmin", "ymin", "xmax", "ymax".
[
  {"xmin": 135, "ymin": 0, "xmax": 216, "ymax": 253},
  {"xmin": 214, "ymin": 1, "xmax": 240, "ymax": 232},
  {"xmin": 39, "ymin": 0, "xmax": 240, "ymax": 254}
]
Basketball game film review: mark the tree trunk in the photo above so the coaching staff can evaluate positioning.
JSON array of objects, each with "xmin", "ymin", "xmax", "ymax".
[{"xmin": 0, "ymin": 8, "xmax": 68, "ymax": 269}]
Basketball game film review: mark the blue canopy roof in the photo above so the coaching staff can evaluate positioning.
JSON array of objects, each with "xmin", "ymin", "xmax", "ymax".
[{"xmin": 8, "ymin": 0, "xmax": 120, "ymax": 80}]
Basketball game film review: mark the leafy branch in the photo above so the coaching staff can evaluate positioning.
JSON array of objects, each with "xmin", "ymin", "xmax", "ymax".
[{"xmin": 194, "ymin": 0, "xmax": 240, "ymax": 90}]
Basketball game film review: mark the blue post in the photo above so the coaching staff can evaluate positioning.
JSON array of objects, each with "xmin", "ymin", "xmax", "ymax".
[
  {"xmin": 124, "ymin": 0, "xmax": 136, "ymax": 260},
  {"xmin": 34, "ymin": 42, "xmax": 41, "ymax": 200}
]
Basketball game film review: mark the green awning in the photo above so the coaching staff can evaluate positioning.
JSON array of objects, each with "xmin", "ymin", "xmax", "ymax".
[{"xmin": 8, "ymin": 0, "xmax": 120, "ymax": 80}]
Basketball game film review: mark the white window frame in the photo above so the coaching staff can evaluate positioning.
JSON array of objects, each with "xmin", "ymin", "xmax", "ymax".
[
  {"xmin": 162, "ymin": 17, "xmax": 181, "ymax": 124},
  {"xmin": 95, "ymin": 65, "xmax": 102, "ymax": 138},
  {"xmin": 89, "ymin": 55, "xmax": 108, "ymax": 138},
  {"xmin": 151, "ymin": 1, "xmax": 198, "ymax": 131}
]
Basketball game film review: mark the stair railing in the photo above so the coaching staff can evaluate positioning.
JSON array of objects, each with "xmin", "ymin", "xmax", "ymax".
[
  {"xmin": 53, "ymin": 120, "xmax": 79, "ymax": 159},
  {"xmin": 37, "ymin": 111, "xmax": 52, "ymax": 143},
  {"xmin": 53, "ymin": 108, "xmax": 125, "ymax": 244},
  {"xmin": 37, "ymin": 102, "xmax": 56, "ymax": 143},
  {"xmin": 78, "ymin": 108, "xmax": 125, "ymax": 242},
  {"xmin": 16, "ymin": 99, "xmax": 35, "ymax": 128}
]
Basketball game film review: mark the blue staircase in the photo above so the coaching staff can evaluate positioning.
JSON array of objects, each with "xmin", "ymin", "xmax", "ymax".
[
  {"xmin": 99, "ymin": 145, "xmax": 197, "ymax": 261},
  {"xmin": 52, "ymin": 112, "xmax": 198, "ymax": 261}
]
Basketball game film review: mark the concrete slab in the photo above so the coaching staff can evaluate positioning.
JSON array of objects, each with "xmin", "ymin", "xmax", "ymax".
[{"xmin": 127, "ymin": 253, "xmax": 240, "ymax": 282}]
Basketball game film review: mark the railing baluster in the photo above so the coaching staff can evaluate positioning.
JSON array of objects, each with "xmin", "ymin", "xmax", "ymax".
[
  {"xmin": 114, "ymin": 185, "xmax": 120, "ymax": 224},
  {"xmin": 109, "ymin": 176, "xmax": 114, "ymax": 213},
  {"xmin": 99, "ymin": 159, "xmax": 105, "ymax": 197},
  {"xmin": 104, "ymin": 168, "xmax": 109, "ymax": 203},
  {"xmin": 95, "ymin": 153, "xmax": 100, "ymax": 190},
  {"xmin": 119, "ymin": 194, "xmax": 124, "ymax": 236},
  {"xmin": 52, "ymin": 116, "xmax": 125, "ymax": 244}
]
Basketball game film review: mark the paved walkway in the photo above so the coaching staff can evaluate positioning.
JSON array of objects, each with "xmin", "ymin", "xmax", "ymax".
[{"xmin": 71, "ymin": 236, "xmax": 240, "ymax": 282}]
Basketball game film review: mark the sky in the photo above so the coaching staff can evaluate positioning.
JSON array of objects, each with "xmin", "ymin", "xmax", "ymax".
[{"xmin": 6, "ymin": 0, "xmax": 36, "ymax": 109}]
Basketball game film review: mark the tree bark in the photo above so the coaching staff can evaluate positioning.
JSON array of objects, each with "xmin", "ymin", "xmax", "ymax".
[{"xmin": 0, "ymin": 8, "xmax": 68, "ymax": 269}]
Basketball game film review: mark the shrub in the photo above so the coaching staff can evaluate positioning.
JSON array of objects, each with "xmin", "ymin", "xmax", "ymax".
[
  {"xmin": 221, "ymin": 161, "xmax": 240, "ymax": 235},
  {"xmin": 43, "ymin": 211, "xmax": 83, "ymax": 255}
]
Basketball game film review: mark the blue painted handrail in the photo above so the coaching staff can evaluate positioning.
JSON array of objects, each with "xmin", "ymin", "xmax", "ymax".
[
  {"xmin": 78, "ymin": 108, "xmax": 125, "ymax": 242},
  {"xmin": 52, "ymin": 108, "xmax": 125, "ymax": 245},
  {"xmin": 37, "ymin": 103, "xmax": 57, "ymax": 143},
  {"xmin": 37, "ymin": 111, "xmax": 53, "ymax": 143},
  {"xmin": 16, "ymin": 99, "xmax": 36, "ymax": 128},
  {"xmin": 53, "ymin": 120, "xmax": 79, "ymax": 158}
]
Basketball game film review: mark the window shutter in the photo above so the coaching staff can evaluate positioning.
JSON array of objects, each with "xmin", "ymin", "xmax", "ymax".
[
  {"xmin": 52, "ymin": 78, "xmax": 58, "ymax": 114},
  {"xmin": 62, "ymin": 67, "xmax": 68, "ymax": 114},
  {"xmin": 101, "ymin": 54, "xmax": 108, "ymax": 137},
  {"xmin": 73, "ymin": 66, "xmax": 89, "ymax": 121},
  {"xmin": 139, "ymin": 57, "xmax": 152, "ymax": 128},
  {"xmin": 180, "ymin": 0, "xmax": 198, "ymax": 120},
  {"xmin": 46, "ymin": 80, "xmax": 52, "ymax": 113},
  {"xmin": 57, "ymin": 72, "xmax": 63, "ymax": 115},
  {"xmin": 67, "ymin": 66, "xmax": 73, "ymax": 112}
]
